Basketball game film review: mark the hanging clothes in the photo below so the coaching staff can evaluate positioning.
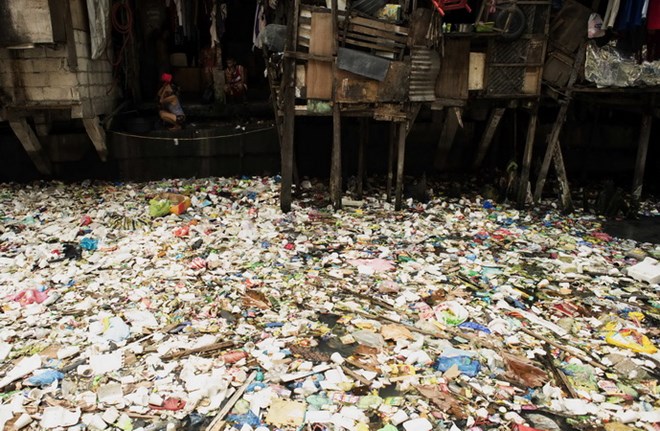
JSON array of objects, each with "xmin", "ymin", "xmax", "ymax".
[
  {"xmin": 253, "ymin": 3, "xmax": 267, "ymax": 49},
  {"xmin": 603, "ymin": 0, "xmax": 621, "ymax": 28},
  {"xmin": 616, "ymin": 0, "xmax": 645, "ymax": 30},
  {"xmin": 648, "ymin": 0, "xmax": 660, "ymax": 28}
]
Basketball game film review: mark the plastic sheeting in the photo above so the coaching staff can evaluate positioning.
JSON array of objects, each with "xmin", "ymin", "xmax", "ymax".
[
  {"xmin": 86, "ymin": 0, "xmax": 110, "ymax": 60},
  {"xmin": 584, "ymin": 41, "xmax": 660, "ymax": 87}
]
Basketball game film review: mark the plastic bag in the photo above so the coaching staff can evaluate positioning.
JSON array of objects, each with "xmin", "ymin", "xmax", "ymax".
[
  {"xmin": 588, "ymin": 13, "xmax": 605, "ymax": 38},
  {"xmin": 149, "ymin": 198, "xmax": 172, "ymax": 218}
]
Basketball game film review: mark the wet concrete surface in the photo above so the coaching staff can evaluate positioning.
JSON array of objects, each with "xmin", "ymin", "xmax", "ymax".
[{"xmin": 604, "ymin": 216, "xmax": 660, "ymax": 244}]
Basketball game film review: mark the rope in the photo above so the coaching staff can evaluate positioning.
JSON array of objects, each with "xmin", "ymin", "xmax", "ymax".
[
  {"xmin": 111, "ymin": 1, "xmax": 133, "ymax": 68},
  {"xmin": 111, "ymin": 126, "xmax": 276, "ymax": 141}
]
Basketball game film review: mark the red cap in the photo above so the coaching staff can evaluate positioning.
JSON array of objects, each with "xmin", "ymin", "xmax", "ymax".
[{"xmin": 161, "ymin": 73, "xmax": 172, "ymax": 83}]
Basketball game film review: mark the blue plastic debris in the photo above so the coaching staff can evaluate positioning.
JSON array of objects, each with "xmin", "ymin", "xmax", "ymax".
[
  {"xmin": 434, "ymin": 356, "xmax": 481, "ymax": 377},
  {"xmin": 27, "ymin": 369, "xmax": 64, "ymax": 386}
]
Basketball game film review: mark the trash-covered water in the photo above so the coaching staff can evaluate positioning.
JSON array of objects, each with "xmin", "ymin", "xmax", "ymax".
[{"xmin": 0, "ymin": 177, "xmax": 658, "ymax": 430}]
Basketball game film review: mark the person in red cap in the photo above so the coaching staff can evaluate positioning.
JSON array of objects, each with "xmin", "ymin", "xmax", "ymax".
[{"xmin": 157, "ymin": 73, "xmax": 186, "ymax": 130}]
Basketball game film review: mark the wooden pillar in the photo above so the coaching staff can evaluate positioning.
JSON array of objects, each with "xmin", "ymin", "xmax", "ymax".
[
  {"xmin": 632, "ymin": 113, "xmax": 652, "ymax": 202},
  {"xmin": 533, "ymin": 100, "xmax": 569, "ymax": 203},
  {"xmin": 394, "ymin": 121, "xmax": 407, "ymax": 210},
  {"xmin": 386, "ymin": 122, "xmax": 397, "ymax": 202},
  {"xmin": 552, "ymin": 144, "xmax": 573, "ymax": 213},
  {"xmin": 9, "ymin": 118, "xmax": 52, "ymax": 175},
  {"xmin": 473, "ymin": 107, "xmax": 505, "ymax": 169},
  {"xmin": 83, "ymin": 117, "xmax": 108, "ymax": 162},
  {"xmin": 433, "ymin": 107, "xmax": 460, "ymax": 170},
  {"xmin": 517, "ymin": 106, "xmax": 538, "ymax": 208},
  {"xmin": 329, "ymin": 0, "xmax": 341, "ymax": 210},
  {"xmin": 279, "ymin": 0, "xmax": 299, "ymax": 212},
  {"xmin": 330, "ymin": 103, "xmax": 342, "ymax": 209},
  {"xmin": 357, "ymin": 118, "xmax": 368, "ymax": 199}
]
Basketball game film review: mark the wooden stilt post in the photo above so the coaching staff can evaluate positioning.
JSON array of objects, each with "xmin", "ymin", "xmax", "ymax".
[
  {"xmin": 632, "ymin": 113, "xmax": 652, "ymax": 203},
  {"xmin": 552, "ymin": 143, "xmax": 573, "ymax": 213},
  {"xmin": 83, "ymin": 117, "xmax": 108, "ymax": 162},
  {"xmin": 533, "ymin": 43, "xmax": 586, "ymax": 208},
  {"xmin": 386, "ymin": 122, "xmax": 396, "ymax": 202},
  {"xmin": 473, "ymin": 107, "xmax": 505, "ymax": 170},
  {"xmin": 331, "ymin": 103, "xmax": 342, "ymax": 209},
  {"xmin": 433, "ymin": 107, "xmax": 460, "ymax": 170},
  {"xmin": 279, "ymin": 0, "xmax": 300, "ymax": 212},
  {"xmin": 533, "ymin": 100, "xmax": 569, "ymax": 203},
  {"xmin": 357, "ymin": 118, "xmax": 368, "ymax": 199},
  {"xmin": 9, "ymin": 118, "xmax": 52, "ymax": 175},
  {"xmin": 329, "ymin": 0, "xmax": 341, "ymax": 210},
  {"xmin": 517, "ymin": 106, "xmax": 538, "ymax": 208},
  {"xmin": 394, "ymin": 121, "xmax": 407, "ymax": 210}
]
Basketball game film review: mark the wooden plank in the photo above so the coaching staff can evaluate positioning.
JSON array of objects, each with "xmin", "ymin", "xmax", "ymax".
[
  {"xmin": 435, "ymin": 39, "xmax": 470, "ymax": 100},
  {"xmin": 472, "ymin": 107, "xmax": 505, "ymax": 169},
  {"xmin": 343, "ymin": 30, "xmax": 406, "ymax": 49},
  {"xmin": 394, "ymin": 121, "xmax": 407, "ymax": 210},
  {"xmin": 517, "ymin": 106, "xmax": 538, "ymax": 208},
  {"xmin": 350, "ymin": 16, "xmax": 409, "ymax": 35},
  {"xmin": 344, "ymin": 37, "xmax": 400, "ymax": 53},
  {"xmin": 632, "ymin": 113, "xmax": 652, "ymax": 202},
  {"xmin": 468, "ymin": 52, "xmax": 486, "ymax": 90},
  {"xmin": 346, "ymin": 22, "xmax": 409, "ymax": 43},
  {"xmin": 330, "ymin": 0, "xmax": 342, "ymax": 210},
  {"xmin": 307, "ymin": 12, "xmax": 334, "ymax": 99}
]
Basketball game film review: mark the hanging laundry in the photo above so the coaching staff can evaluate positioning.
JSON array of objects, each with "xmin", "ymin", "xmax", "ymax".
[
  {"xmin": 173, "ymin": 0, "xmax": 184, "ymax": 28},
  {"xmin": 253, "ymin": 3, "xmax": 267, "ymax": 49},
  {"xmin": 616, "ymin": 0, "xmax": 645, "ymax": 30},
  {"xmin": 648, "ymin": 0, "xmax": 660, "ymax": 29},
  {"xmin": 603, "ymin": 0, "xmax": 621, "ymax": 28}
]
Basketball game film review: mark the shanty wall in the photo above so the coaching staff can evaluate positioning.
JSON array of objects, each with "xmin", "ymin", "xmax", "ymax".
[{"xmin": 0, "ymin": 0, "xmax": 115, "ymax": 120}]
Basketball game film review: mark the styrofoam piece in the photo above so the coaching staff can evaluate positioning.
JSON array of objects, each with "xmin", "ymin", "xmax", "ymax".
[{"xmin": 628, "ymin": 257, "xmax": 660, "ymax": 284}]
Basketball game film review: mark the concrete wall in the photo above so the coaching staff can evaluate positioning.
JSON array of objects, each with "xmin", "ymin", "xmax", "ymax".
[{"xmin": 0, "ymin": 0, "xmax": 116, "ymax": 119}]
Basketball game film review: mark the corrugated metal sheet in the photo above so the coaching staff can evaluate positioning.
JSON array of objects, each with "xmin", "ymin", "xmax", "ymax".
[{"xmin": 409, "ymin": 47, "xmax": 440, "ymax": 102}]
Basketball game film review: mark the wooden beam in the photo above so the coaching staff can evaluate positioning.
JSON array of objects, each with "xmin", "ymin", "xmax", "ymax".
[
  {"xmin": 9, "ymin": 118, "xmax": 52, "ymax": 175},
  {"xmin": 552, "ymin": 143, "xmax": 573, "ymax": 212},
  {"xmin": 357, "ymin": 118, "xmax": 368, "ymax": 199},
  {"xmin": 533, "ymin": 100, "xmax": 569, "ymax": 203},
  {"xmin": 533, "ymin": 43, "xmax": 585, "ymax": 206},
  {"xmin": 394, "ymin": 121, "xmax": 407, "ymax": 210},
  {"xmin": 473, "ymin": 107, "xmax": 505, "ymax": 169},
  {"xmin": 279, "ymin": 0, "xmax": 300, "ymax": 213},
  {"xmin": 386, "ymin": 122, "xmax": 396, "ymax": 202},
  {"xmin": 82, "ymin": 117, "xmax": 108, "ymax": 162},
  {"xmin": 331, "ymin": 102, "xmax": 342, "ymax": 210},
  {"xmin": 517, "ymin": 106, "xmax": 538, "ymax": 208},
  {"xmin": 433, "ymin": 107, "xmax": 461, "ymax": 170},
  {"xmin": 632, "ymin": 113, "xmax": 652, "ymax": 202},
  {"xmin": 330, "ymin": 0, "xmax": 342, "ymax": 210}
]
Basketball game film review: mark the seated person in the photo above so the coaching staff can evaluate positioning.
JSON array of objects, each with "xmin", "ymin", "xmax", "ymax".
[
  {"xmin": 157, "ymin": 73, "xmax": 186, "ymax": 130},
  {"xmin": 224, "ymin": 57, "xmax": 247, "ymax": 102}
]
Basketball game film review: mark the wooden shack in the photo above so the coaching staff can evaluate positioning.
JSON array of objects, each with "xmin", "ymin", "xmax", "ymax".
[
  {"xmin": 0, "ymin": 0, "xmax": 118, "ymax": 174},
  {"xmin": 265, "ymin": 0, "xmax": 557, "ymax": 212}
]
